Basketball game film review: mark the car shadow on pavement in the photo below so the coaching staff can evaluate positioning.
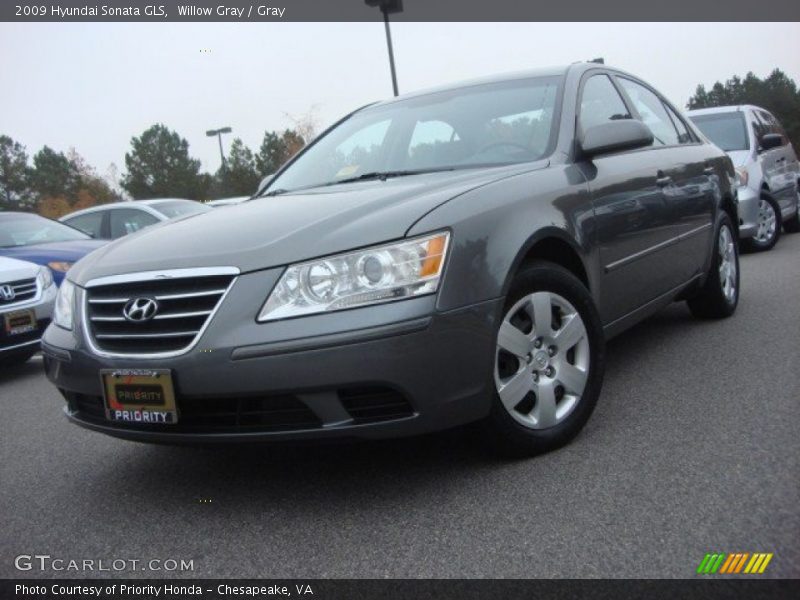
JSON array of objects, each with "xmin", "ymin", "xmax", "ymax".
[
  {"xmin": 67, "ymin": 303, "xmax": 704, "ymax": 511},
  {"xmin": 0, "ymin": 356, "xmax": 43, "ymax": 384}
]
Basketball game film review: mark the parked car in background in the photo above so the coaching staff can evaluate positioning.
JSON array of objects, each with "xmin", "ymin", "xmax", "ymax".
[
  {"xmin": 1, "ymin": 256, "xmax": 57, "ymax": 366},
  {"xmin": 60, "ymin": 199, "xmax": 211, "ymax": 240},
  {"xmin": 44, "ymin": 63, "xmax": 738, "ymax": 456},
  {"xmin": 0, "ymin": 212, "xmax": 106, "ymax": 285},
  {"xmin": 207, "ymin": 196, "xmax": 250, "ymax": 207},
  {"xmin": 688, "ymin": 105, "xmax": 800, "ymax": 251}
]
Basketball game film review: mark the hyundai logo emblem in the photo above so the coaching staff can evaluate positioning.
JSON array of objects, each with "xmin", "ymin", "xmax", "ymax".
[
  {"xmin": 0, "ymin": 284, "xmax": 15, "ymax": 301},
  {"xmin": 122, "ymin": 297, "xmax": 159, "ymax": 322}
]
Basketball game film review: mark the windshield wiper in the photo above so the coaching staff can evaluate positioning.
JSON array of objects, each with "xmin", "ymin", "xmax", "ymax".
[
  {"xmin": 330, "ymin": 167, "xmax": 455, "ymax": 186},
  {"xmin": 262, "ymin": 188, "xmax": 290, "ymax": 197}
]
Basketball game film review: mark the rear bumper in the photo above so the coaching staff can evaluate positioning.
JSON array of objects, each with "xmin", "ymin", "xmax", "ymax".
[
  {"xmin": 42, "ymin": 298, "xmax": 501, "ymax": 443},
  {"xmin": 737, "ymin": 187, "xmax": 759, "ymax": 239}
]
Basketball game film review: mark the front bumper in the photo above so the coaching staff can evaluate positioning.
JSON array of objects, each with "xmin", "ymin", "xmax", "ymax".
[
  {"xmin": 0, "ymin": 283, "xmax": 56, "ymax": 355},
  {"xmin": 736, "ymin": 186, "xmax": 760, "ymax": 239},
  {"xmin": 42, "ymin": 296, "xmax": 501, "ymax": 443}
]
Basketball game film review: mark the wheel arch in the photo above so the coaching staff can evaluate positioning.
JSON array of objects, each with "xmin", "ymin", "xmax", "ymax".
[{"xmin": 502, "ymin": 228, "xmax": 592, "ymax": 299}]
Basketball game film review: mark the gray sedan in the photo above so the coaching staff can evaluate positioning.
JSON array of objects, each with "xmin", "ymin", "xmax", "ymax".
[{"xmin": 43, "ymin": 62, "xmax": 738, "ymax": 455}]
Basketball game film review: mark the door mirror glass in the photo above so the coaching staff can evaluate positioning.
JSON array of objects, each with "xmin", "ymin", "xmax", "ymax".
[{"xmin": 579, "ymin": 120, "xmax": 654, "ymax": 158}]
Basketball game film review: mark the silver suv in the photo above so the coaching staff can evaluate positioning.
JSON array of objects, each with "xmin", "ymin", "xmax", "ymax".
[{"xmin": 688, "ymin": 105, "xmax": 800, "ymax": 251}]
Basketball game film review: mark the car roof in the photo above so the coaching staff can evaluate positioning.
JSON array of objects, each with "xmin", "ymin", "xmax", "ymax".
[
  {"xmin": 686, "ymin": 105, "xmax": 767, "ymax": 116},
  {"xmin": 60, "ymin": 200, "xmax": 191, "ymax": 220}
]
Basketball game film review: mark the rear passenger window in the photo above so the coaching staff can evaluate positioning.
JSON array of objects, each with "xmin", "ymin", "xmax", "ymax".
[
  {"xmin": 618, "ymin": 78, "xmax": 680, "ymax": 146},
  {"xmin": 109, "ymin": 209, "xmax": 159, "ymax": 239},
  {"xmin": 579, "ymin": 75, "xmax": 631, "ymax": 132}
]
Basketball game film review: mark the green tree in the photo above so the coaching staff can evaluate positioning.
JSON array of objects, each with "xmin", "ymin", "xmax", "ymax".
[
  {"xmin": 255, "ymin": 129, "xmax": 306, "ymax": 177},
  {"xmin": 688, "ymin": 69, "xmax": 800, "ymax": 150},
  {"xmin": 215, "ymin": 138, "xmax": 260, "ymax": 197},
  {"xmin": 121, "ymin": 124, "xmax": 205, "ymax": 199},
  {"xmin": 0, "ymin": 135, "xmax": 32, "ymax": 210},
  {"xmin": 30, "ymin": 146, "xmax": 80, "ymax": 201}
]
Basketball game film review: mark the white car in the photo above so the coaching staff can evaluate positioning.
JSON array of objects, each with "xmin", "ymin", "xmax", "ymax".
[
  {"xmin": 60, "ymin": 199, "xmax": 211, "ymax": 240},
  {"xmin": 0, "ymin": 256, "xmax": 56, "ymax": 366},
  {"xmin": 688, "ymin": 105, "xmax": 800, "ymax": 251}
]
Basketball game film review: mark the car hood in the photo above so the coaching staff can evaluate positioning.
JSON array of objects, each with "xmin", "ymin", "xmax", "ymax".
[
  {"xmin": 725, "ymin": 150, "xmax": 751, "ymax": 169},
  {"xmin": 0, "ymin": 255, "xmax": 40, "ymax": 282},
  {"xmin": 0, "ymin": 239, "xmax": 107, "ymax": 267},
  {"xmin": 68, "ymin": 163, "xmax": 546, "ymax": 285}
]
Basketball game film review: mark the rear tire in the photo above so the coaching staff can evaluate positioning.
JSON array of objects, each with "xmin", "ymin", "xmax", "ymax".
[
  {"xmin": 745, "ymin": 196, "xmax": 781, "ymax": 251},
  {"xmin": 483, "ymin": 261, "xmax": 605, "ymax": 457},
  {"xmin": 687, "ymin": 214, "xmax": 739, "ymax": 319}
]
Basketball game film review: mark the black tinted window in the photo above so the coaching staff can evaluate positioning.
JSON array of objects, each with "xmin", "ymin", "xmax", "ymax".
[{"xmin": 579, "ymin": 75, "xmax": 631, "ymax": 131}]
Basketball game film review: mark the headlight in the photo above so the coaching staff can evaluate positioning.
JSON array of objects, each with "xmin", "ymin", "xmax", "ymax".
[
  {"xmin": 258, "ymin": 231, "xmax": 450, "ymax": 321},
  {"xmin": 48, "ymin": 261, "xmax": 74, "ymax": 273},
  {"xmin": 36, "ymin": 266, "xmax": 54, "ymax": 290},
  {"xmin": 735, "ymin": 167, "xmax": 749, "ymax": 188},
  {"xmin": 53, "ymin": 279, "xmax": 76, "ymax": 330}
]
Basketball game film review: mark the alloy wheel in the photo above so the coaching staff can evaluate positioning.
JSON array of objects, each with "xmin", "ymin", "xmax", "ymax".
[
  {"xmin": 754, "ymin": 198, "xmax": 777, "ymax": 243},
  {"xmin": 718, "ymin": 224, "xmax": 737, "ymax": 304},
  {"xmin": 494, "ymin": 292, "xmax": 590, "ymax": 429}
]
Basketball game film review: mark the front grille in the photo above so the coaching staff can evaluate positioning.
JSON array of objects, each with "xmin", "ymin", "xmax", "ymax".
[
  {"xmin": 0, "ymin": 277, "xmax": 37, "ymax": 306},
  {"xmin": 339, "ymin": 387, "xmax": 415, "ymax": 423},
  {"xmin": 67, "ymin": 392, "xmax": 322, "ymax": 433},
  {"xmin": 85, "ymin": 273, "xmax": 234, "ymax": 355}
]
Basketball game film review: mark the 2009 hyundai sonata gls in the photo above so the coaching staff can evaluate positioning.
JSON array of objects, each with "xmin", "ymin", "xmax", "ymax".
[{"xmin": 43, "ymin": 63, "xmax": 739, "ymax": 455}]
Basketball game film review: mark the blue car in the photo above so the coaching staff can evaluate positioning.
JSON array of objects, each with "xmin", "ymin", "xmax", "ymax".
[{"xmin": 0, "ymin": 212, "xmax": 107, "ymax": 286}]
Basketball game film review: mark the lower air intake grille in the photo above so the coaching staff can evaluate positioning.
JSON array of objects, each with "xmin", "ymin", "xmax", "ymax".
[
  {"xmin": 85, "ymin": 270, "xmax": 235, "ymax": 355},
  {"xmin": 67, "ymin": 392, "xmax": 322, "ymax": 433},
  {"xmin": 339, "ymin": 387, "xmax": 415, "ymax": 423}
]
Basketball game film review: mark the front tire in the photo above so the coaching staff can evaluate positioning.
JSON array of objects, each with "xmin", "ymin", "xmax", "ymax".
[
  {"xmin": 687, "ymin": 214, "xmax": 739, "ymax": 319},
  {"xmin": 483, "ymin": 261, "xmax": 605, "ymax": 457}
]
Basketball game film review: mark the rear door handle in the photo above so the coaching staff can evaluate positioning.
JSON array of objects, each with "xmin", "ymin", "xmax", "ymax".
[{"xmin": 656, "ymin": 175, "xmax": 672, "ymax": 187}]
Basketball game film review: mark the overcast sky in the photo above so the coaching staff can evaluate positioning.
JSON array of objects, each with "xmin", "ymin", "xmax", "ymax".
[{"xmin": 1, "ymin": 22, "xmax": 799, "ymax": 181}]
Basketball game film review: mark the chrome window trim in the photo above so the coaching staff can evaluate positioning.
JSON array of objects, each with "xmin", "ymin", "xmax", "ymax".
[{"xmin": 80, "ymin": 266, "xmax": 240, "ymax": 360}]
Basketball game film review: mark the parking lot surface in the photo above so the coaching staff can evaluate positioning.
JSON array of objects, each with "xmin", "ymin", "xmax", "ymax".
[{"xmin": 1, "ymin": 235, "xmax": 799, "ymax": 578}]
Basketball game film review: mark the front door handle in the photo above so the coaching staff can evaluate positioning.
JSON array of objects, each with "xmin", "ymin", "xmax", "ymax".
[
  {"xmin": 703, "ymin": 166, "xmax": 715, "ymax": 175},
  {"xmin": 656, "ymin": 175, "xmax": 672, "ymax": 187}
]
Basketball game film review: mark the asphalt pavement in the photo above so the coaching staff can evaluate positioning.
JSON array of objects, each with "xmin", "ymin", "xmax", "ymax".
[{"xmin": 1, "ymin": 233, "xmax": 798, "ymax": 579}]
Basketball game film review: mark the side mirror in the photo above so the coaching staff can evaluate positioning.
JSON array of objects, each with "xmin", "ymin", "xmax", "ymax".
[
  {"xmin": 759, "ymin": 133, "xmax": 783, "ymax": 152},
  {"xmin": 579, "ymin": 120, "xmax": 654, "ymax": 159}
]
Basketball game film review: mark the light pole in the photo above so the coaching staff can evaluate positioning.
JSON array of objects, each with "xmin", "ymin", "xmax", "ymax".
[
  {"xmin": 206, "ymin": 126, "xmax": 232, "ymax": 169},
  {"xmin": 365, "ymin": 0, "xmax": 403, "ymax": 96}
]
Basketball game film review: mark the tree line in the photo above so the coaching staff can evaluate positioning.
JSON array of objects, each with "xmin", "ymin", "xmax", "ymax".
[
  {"xmin": 0, "ymin": 124, "xmax": 308, "ymax": 218},
  {"xmin": 688, "ymin": 68, "xmax": 800, "ymax": 150}
]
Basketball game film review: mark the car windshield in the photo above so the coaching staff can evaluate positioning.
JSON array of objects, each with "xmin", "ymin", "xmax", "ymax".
[
  {"xmin": 0, "ymin": 214, "xmax": 90, "ymax": 248},
  {"xmin": 265, "ymin": 76, "xmax": 562, "ymax": 194},
  {"xmin": 689, "ymin": 112, "xmax": 749, "ymax": 152},
  {"xmin": 149, "ymin": 200, "xmax": 211, "ymax": 218}
]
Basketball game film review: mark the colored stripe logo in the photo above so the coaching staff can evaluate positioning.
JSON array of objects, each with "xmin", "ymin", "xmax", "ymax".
[{"xmin": 697, "ymin": 552, "xmax": 773, "ymax": 574}]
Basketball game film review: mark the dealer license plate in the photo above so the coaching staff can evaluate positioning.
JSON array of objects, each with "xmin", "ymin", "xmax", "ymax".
[
  {"xmin": 101, "ymin": 369, "xmax": 178, "ymax": 424},
  {"xmin": 4, "ymin": 309, "xmax": 37, "ymax": 336}
]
